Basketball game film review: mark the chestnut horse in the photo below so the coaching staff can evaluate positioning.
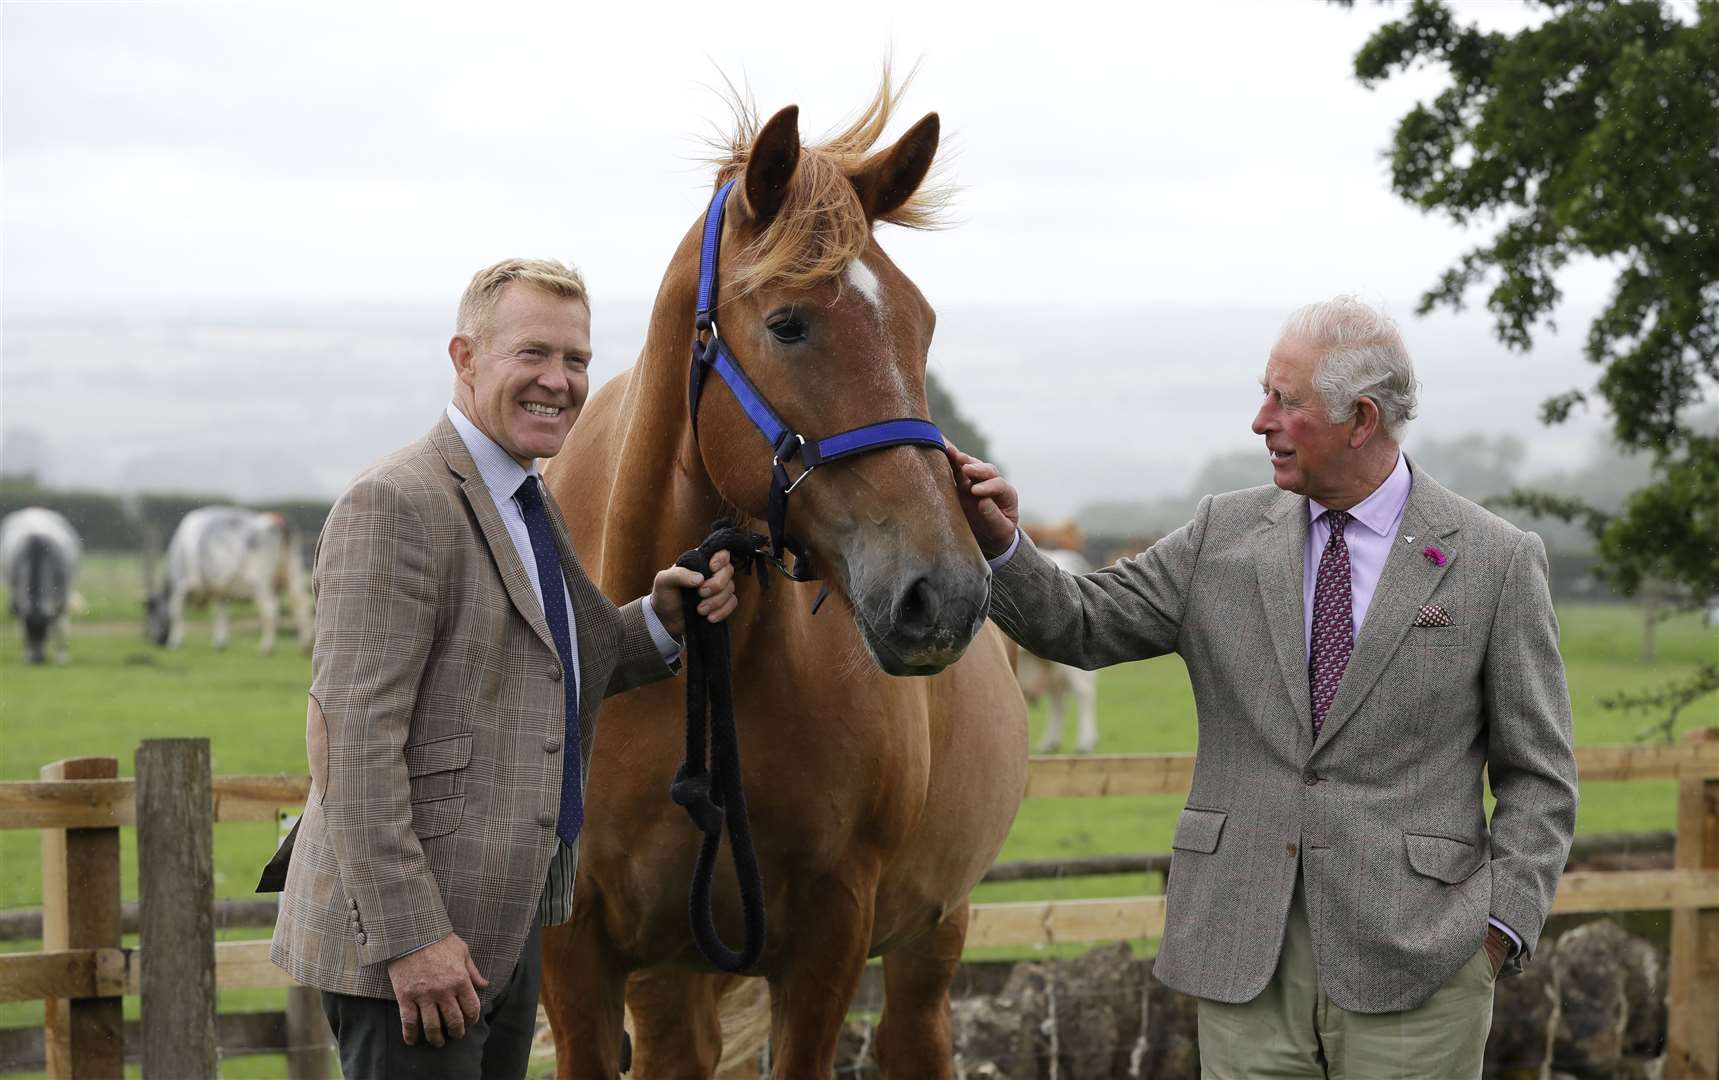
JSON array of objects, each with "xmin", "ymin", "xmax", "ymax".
[{"xmin": 539, "ymin": 81, "xmax": 1027, "ymax": 1077}]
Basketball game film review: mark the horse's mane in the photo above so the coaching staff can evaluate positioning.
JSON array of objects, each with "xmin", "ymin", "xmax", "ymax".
[{"xmin": 703, "ymin": 63, "xmax": 953, "ymax": 298}]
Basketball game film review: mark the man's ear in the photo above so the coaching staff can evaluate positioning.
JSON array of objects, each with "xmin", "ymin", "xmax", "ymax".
[
  {"xmin": 1350, "ymin": 396, "xmax": 1382, "ymax": 449},
  {"xmin": 450, "ymin": 335, "xmax": 475, "ymax": 387}
]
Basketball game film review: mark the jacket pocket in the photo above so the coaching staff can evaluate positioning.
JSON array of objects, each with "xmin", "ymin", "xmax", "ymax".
[
  {"xmin": 1172, "ymin": 807, "xmax": 1228, "ymax": 854},
  {"xmin": 410, "ymin": 794, "xmax": 465, "ymax": 840},
  {"xmin": 1404, "ymin": 831, "xmax": 1486, "ymax": 883},
  {"xmin": 403, "ymin": 732, "xmax": 473, "ymax": 777}
]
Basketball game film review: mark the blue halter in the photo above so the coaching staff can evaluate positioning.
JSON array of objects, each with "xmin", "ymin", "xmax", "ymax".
[{"xmin": 689, "ymin": 179, "xmax": 946, "ymax": 582}]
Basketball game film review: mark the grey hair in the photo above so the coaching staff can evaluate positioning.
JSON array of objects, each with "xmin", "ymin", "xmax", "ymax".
[{"xmin": 1278, "ymin": 295, "xmax": 1419, "ymax": 439}]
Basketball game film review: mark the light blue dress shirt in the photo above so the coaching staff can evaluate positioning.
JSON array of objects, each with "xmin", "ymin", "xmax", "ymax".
[{"xmin": 446, "ymin": 403, "xmax": 679, "ymax": 926}]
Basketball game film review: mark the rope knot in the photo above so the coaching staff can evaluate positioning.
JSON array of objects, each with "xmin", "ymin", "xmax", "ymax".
[{"xmin": 670, "ymin": 766, "xmax": 724, "ymax": 837}]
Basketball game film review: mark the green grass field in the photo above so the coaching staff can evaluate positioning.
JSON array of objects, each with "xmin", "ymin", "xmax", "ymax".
[{"xmin": 0, "ymin": 552, "xmax": 1714, "ymax": 1074}]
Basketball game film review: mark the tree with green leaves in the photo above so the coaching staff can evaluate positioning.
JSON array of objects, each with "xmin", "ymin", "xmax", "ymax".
[
  {"xmin": 1338, "ymin": 0, "xmax": 1718, "ymax": 728},
  {"xmin": 926, "ymin": 369, "xmax": 994, "ymax": 463}
]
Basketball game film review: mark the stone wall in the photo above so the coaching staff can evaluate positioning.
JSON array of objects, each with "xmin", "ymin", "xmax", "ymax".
[{"xmin": 833, "ymin": 920, "xmax": 1668, "ymax": 1079}]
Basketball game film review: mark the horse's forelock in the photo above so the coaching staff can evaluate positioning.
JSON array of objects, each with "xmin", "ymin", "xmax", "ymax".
[{"xmin": 702, "ymin": 63, "xmax": 952, "ymax": 299}]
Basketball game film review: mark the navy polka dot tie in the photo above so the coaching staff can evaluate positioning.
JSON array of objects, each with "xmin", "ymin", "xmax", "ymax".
[
  {"xmin": 515, "ymin": 476, "xmax": 583, "ymax": 846},
  {"xmin": 1308, "ymin": 510, "xmax": 1354, "ymax": 739}
]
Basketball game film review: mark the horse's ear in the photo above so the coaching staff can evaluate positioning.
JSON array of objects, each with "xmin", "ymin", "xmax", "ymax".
[
  {"xmin": 744, "ymin": 105, "xmax": 800, "ymax": 228},
  {"xmin": 850, "ymin": 111, "xmax": 939, "ymax": 221}
]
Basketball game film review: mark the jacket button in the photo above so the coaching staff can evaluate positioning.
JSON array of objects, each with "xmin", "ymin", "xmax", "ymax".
[
  {"xmin": 537, "ymin": 812, "xmax": 556, "ymax": 827},
  {"xmin": 349, "ymin": 898, "xmax": 359, "ymax": 910},
  {"xmin": 544, "ymin": 737, "xmax": 562, "ymax": 753},
  {"xmin": 1287, "ymin": 842, "xmax": 1299, "ymax": 857},
  {"xmin": 1302, "ymin": 768, "xmax": 1320, "ymax": 786},
  {"xmin": 548, "ymin": 667, "xmax": 563, "ymax": 682},
  {"xmin": 356, "ymin": 931, "xmax": 368, "ymax": 945}
]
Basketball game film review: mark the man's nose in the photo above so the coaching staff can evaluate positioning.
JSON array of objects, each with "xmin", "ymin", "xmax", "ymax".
[
  {"xmin": 1251, "ymin": 402, "xmax": 1274, "ymax": 435},
  {"xmin": 537, "ymin": 366, "xmax": 569, "ymax": 393}
]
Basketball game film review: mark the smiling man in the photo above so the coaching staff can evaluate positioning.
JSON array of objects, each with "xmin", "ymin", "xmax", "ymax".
[
  {"xmin": 948, "ymin": 295, "xmax": 1577, "ymax": 1079},
  {"xmin": 266, "ymin": 259, "xmax": 737, "ymax": 1078}
]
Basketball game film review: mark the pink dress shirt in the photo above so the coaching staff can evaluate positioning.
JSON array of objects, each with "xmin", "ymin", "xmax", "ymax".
[{"xmin": 1303, "ymin": 452, "xmax": 1413, "ymax": 659}]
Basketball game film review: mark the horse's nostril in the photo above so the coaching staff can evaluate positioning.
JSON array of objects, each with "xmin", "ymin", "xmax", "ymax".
[{"xmin": 893, "ymin": 576, "xmax": 939, "ymax": 640}]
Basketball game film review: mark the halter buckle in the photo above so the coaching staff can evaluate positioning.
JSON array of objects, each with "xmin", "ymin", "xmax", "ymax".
[
  {"xmin": 784, "ymin": 464, "xmax": 817, "ymax": 494},
  {"xmin": 771, "ymin": 434, "xmax": 815, "ymax": 493}
]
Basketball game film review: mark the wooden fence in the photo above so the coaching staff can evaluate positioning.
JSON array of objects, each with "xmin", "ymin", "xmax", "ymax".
[{"xmin": 2, "ymin": 731, "xmax": 1716, "ymax": 1077}]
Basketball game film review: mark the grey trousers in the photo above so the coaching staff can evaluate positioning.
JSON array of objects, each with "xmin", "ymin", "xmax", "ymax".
[
  {"xmin": 320, "ymin": 922, "xmax": 541, "ymax": 1080},
  {"xmin": 1197, "ymin": 875, "xmax": 1496, "ymax": 1079}
]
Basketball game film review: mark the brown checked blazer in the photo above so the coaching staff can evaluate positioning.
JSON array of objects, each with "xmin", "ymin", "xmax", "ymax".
[
  {"xmin": 268, "ymin": 415, "xmax": 673, "ymax": 1003},
  {"xmin": 989, "ymin": 463, "xmax": 1578, "ymax": 1014}
]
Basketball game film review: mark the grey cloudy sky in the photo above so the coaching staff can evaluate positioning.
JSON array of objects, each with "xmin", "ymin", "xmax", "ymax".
[{"xmin": 1, "ymin": 1, "xmax": 1624, "ymax": 515}]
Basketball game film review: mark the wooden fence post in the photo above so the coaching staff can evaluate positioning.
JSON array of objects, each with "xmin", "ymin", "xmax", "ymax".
[
  {"xmin": 1667, "ymin": 727, "xmax": 1719, "ymax": 1080},
  {"xmin": 39, "ymin": 757, "xmax": 123, "ymax": 1079},
  {"xmin": 136, "ymin": 739, "xmax": 216, "ymax": 1078},
  {"xmin": 284, "ymin": 984, "xmax": 332, "ymax": 1080}
]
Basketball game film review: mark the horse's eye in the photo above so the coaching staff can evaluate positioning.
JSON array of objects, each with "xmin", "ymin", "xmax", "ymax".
[{"xmin": 766, "ymin": 311, "xmax": 807, "ymax": 344}]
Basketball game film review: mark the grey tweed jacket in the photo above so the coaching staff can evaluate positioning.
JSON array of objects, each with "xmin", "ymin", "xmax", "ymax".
[
  {"xmin": 990, "ymin": 464, "xmax": 1577, "ymax": 1013},
  {"xmin": 269, "ymin": 416, "xmax": 673, "ymax": 1003}
]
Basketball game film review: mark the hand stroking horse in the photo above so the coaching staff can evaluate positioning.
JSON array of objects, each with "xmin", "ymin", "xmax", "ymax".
[{"xmin": 540, "ymin": 75, "xmax": 1028, "ymax": 1077}]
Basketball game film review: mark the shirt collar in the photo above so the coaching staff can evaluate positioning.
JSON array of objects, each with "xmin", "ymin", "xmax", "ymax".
[
  {"xmin": 1308, "ymin": 450, "xmax": 1411, "ymax": 537},
  {"xmin": 446, "ymin": 403, "xmax": 536, "ymax": 505}
]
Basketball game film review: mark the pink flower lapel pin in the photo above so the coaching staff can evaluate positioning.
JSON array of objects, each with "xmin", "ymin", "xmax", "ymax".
[{"xmin": 1422, "ymin": 544, "xmax": 1448, "ymax": 568}]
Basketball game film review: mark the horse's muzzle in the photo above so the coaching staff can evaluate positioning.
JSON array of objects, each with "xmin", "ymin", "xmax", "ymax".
[{"xmin": 858, "ymin": 562, "xmax": 991, "ymax": 676}]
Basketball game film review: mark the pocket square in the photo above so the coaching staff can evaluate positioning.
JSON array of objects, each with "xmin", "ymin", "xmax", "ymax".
[{"xmin": 1413, "ymin": 604, "xmax": 1454, "ymax": 628}]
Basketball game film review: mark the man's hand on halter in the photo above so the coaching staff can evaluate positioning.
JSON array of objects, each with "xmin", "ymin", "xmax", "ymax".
[
  {"xmin": 651, "ymin": 549, "xmax": 738, "ymax": 639},
  {"xmin": 945, "ymin": 442, "xmax": 1021, "ymax": 560}
]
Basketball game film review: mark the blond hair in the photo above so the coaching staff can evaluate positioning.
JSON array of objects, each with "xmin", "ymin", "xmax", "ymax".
[
  {"xmin": 456, "ymin": 258, "xmax": 589, "ymax": 343},
  {"xmin": 702, "ymin": 63, "xmax": 953, "ymax": 299}
]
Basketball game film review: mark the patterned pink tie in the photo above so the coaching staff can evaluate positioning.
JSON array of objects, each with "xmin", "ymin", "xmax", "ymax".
[{"xmin": 1309, "ymin": 510, "xmax": 1353, "ymax": 739}]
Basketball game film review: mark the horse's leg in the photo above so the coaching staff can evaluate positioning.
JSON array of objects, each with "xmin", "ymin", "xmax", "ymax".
[
  {"xmin": 626, "ymin": 968, "xmax": 725, "ymax": 1078},
  {"xmin": 255, "ymin": 583, "xmax": 278, "ymax": 656},
  {"xmin": 539, "ymin": 918, "xmax": 628, "ymax": 1079},
  {"xmin": 52, "ymin": 613, "xmax": 69, "ymax": 664},
  {"xmin": 874, "ymin": 902, "xmax": 966, "ymax": 1080},
  {"xmin": 1073, "ymin": 670, "xmax": 1100, "ymax": 755},
  {"xmin": 766, "ymin": 871, "xmax": 877, "ymax": 1077},
  {"xmin": 1035, "ymin": 684, "xmax": 1066, "ymax": 754}
]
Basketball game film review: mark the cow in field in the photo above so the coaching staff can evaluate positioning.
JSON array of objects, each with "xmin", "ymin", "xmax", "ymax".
[
  {"xmin": 145, "ymin": 507, "xmax": 312, "ymax": 656},
  {"xmin": 0, "ymin": 507, "xmax": 82, "ymax": 664},
  {"xmin": 1015, "ymin": 546, "xmax": 1103, "ymax": 754}
]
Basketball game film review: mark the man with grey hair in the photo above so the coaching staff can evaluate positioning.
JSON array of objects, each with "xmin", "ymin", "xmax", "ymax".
[
  {"xmin": 947, "ymin": 295, "xmax": 1577, "ymax": 1078},
  {"xmin": 267, "ymin": 258, "xmax": 739, "ymax": 1077}
]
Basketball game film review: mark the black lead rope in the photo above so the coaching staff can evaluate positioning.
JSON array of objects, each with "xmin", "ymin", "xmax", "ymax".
[{"xmin": 670, "ymin": 525, "xmax": 770, "ymax": 972}]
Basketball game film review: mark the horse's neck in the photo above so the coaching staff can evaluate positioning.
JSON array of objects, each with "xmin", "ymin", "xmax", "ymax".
[{"xmin": 594, "ymin": 277, "xmax": 727, "ymax": 593}]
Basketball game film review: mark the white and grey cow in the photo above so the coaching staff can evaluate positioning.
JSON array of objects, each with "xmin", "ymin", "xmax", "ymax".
[
  {"xmin": 1016, "ymin": 548, "xmax": 1103, "ymax": 754},
  {"xmin": 146, "ymin": 507, "xmax": 313, "ymax": 655},
  {"xmin": 0, "ymin": 507, "xmax": 82, "ymax": 664}
]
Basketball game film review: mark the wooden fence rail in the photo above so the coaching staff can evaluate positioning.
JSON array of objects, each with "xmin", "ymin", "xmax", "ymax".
[{"xmin": 2, "ymin": 732, "xmax": 1716, "ymax": 1077}]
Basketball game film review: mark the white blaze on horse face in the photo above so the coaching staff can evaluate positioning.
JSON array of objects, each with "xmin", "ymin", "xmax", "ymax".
[{"xmin": 845, "ymin": 257, "xmax": 884, "ymax": 318}]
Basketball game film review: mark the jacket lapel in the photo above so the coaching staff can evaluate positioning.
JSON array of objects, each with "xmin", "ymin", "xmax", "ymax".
[
  {"xmin": 430, "ymin": 418, "xmax": 560, "ymax": 660},
  {"xmin": 1256, "ymin": 490, "xmax": 1314, "ymax": 744},
  {"xmin": 1311, "ymin": 464, "xmax": 1459, "ymax": 753}
]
